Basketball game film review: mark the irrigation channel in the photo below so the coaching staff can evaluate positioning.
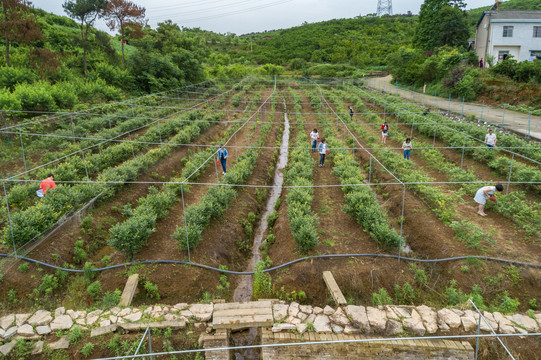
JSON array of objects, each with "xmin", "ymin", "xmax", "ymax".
[{"xmin": 230, "ymin": 101, "xmax": 290, "ymax": 360}]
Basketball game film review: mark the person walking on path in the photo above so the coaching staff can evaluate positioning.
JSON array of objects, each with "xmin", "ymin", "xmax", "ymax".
[
  {"xmin": 474, "ymin": 184, "xmax": 503, "ymax": 216},
  {"xmin": 485, "ymin": 129, "xmax": 497, "ymax": 149},
  {"xmin": 349, "ymin": 106, "xmax": 354, "ymax": 120},
  {"xmin": 318, "ymin": 138, "xmax": 329, "ymax": 167},
  {"xmin": 381, "ymin": 122, "xmax": 389, "ymax": 144},
  {"xmin": 310, "ymin": 128, "xmax": 319, "ymax": 152},
  {"xmin": 37, "ymin": 173, "xmax": 56, "ymax": 197},
  {"xmin": 402, "ymin": 138, "xmax": 413, "ymax": 160},
  {"xmin": 217, "ymin": 145, "xmax": 228, "ymax": 174}
]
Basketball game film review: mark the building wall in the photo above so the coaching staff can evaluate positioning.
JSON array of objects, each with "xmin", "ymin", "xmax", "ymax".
[
  {"xmin": 489, "ymin": 21, "xmax": 541, "ymax": 61},
  {"xmin": 476, "ymin": 16, "xmax": 491, "ymax": 63}
]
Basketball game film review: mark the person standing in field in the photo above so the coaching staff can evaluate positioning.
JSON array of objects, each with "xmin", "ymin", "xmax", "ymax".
[
  {"xmin": 318, "ymin": 138, "xmax": 329, "ymax": 167},
  {"xmin": 381, "ymin": 121, "xmax": 389, "ymax": 144},
  {"xmin": 474, "ymin": 184, "xmax": 503, "ymax": 216},
  {"xmin": 485, "ymin": 129, "xmax": 497, "ymax": 149},
  {"xmin": 310, "ymin": 128, "xmax": 319, "ymax": 152},
  {"xmin": 217, "ymin": 145, "xmax": 228, "ymax": 175},
  {"xmin": 349, "ymin": 106, "xmax": 354, "ymax": 120},
  {"xmin": 37, "ymin": 173, "xmax": 56, "ymax": 197},
  {"xmin": 402, "ymin": 138, "xmax": 413, "ymax": 160}
]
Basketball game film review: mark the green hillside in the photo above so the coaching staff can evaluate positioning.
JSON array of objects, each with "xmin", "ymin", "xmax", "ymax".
[{"xmin": 239, "ymin": 16, "xmax": 416, "ymax": 68}]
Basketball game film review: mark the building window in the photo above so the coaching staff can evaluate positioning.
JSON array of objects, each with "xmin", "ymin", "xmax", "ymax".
[
  {"xmin": 531, "ymin": 51, "xmax": 541, "ymax": 61},
  {"xmin": 503, "ymin": 26, "xmax": 513, "ymax": 37},
  {"xmin": 534, "ymin": 26, "xmax": 541, "ymax": 38}
]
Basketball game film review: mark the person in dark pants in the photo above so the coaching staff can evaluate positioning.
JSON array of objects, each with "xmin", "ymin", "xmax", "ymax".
[
  {"xmin": 349, "ymin": 106, "xmax": 354, "ymax": 120},
  {"xmin": 217, "ymin": 145, "xmax": 228, "ymax": 174},
  {"xmin": 317, "ymin": 138, "xmax": 328, "ymax": 167}
]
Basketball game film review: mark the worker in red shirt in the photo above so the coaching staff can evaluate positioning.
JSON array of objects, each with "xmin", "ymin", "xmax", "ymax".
[
  {"xmin": 37, "ymin": 174, "xmax": 56, "ymax": 197},
  {"xmin": 381, "ymin": 122, "xmax": 389, "ymax": 144}
]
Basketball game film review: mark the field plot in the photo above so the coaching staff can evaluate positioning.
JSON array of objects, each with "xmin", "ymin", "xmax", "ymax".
[{"xmin": 1, "ymin": 78, "xmax": 540, "ymax": 327}]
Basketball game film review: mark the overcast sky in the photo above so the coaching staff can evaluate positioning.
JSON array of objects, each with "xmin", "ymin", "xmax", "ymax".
[{"xmin": 33, "ymin": 0, "xmax": 491, "ymax": 35}]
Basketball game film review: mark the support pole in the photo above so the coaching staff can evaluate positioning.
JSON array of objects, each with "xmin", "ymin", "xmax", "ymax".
[
  {"xmin": 158, "ymin": 119, "xmax": 162, "ymax": 145},
  {"xmin": 128, "ymin": 133, "xmax": 136, "ymax": 161},
  {"xmin": 448, "ymin": 94, "xmax": 451, "ymax": 113},
  {"xmin": 475, "ymin": 311, "xmax": 481, "ymax": 360},
  {"xmin": 4, "ymin": 119, "xmax": 10, "ymax": 146},
  {"xmin": 480, "ymin": 101, "xmax": 485, "ymax": 122},
  {"xmin": 398, "ymin": 185, "xmax": 406, "ymax": 263},
  {"xmin": 214, "ymin": 154, "xmax": 220, "ymax": 182},
  {"xmin": 19, "ymin": 129, "xmax": 27, "ymax": 172},
  {"xmin": 528, "ymin": 111, "xmax": 531, "ymax": 139},
  {"xmin": 460, "ymin": 135, "xmax": 466, "ymax": 169},
  {"xmin": 3, "ymin": 180, "xmax": 17, "ymax": 257},
  {"xmin": 506, "ymin": 154, "xmax": 515, "ymax": 194},
  {"xmin": 70, "ymin": 115, "xmax": 76, "ymax": 141},
  {"xmin": 368, "ymin": 156, "xmax": 372, "ymax": 185},
  {"xmin": 461, "ymin": 97, "xmax": 465, "ymax": 117},
  {"xmin": 148, "ymin": 328, "xmax": 153, "ymax": 360},
  {"xmin": 81, "ymin": 150, "xmax": 90, "ymax": 181},
  {"xmin": 501, "ymin": 105, "xmax": 506, "ymax": 129},
  {"xmin": 180, "ymin": 184, "xmax": 191, "ymax": 262}
]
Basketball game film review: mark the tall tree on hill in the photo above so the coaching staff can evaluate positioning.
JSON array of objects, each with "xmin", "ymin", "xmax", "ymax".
[
  {"xmin": 413, "ymin": 0, "xmax": 469, "ymax": 50},
  {"xmin": 0, "ymin": 0, "xmax": 42, "ymax": 66},
  {"xmin": 104, "ymin": 0, "xmax": 145, "ymax": 69},
  {"xmin": 63, "ymin": 0, "xmax": 108, "ymax": 76}
]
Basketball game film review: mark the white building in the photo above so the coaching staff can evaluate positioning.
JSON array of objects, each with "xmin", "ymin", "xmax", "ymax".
[{"xmin": 475, "ymin": 10, "xmax": 541, "ymax": 66}]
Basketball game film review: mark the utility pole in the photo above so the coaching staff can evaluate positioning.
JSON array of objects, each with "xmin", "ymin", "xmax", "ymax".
[{"xmin": 377, "ymin": 0, "xmax": 393, "ymax": 16}]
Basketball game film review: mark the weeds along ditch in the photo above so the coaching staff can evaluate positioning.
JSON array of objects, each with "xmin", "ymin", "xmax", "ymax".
[{"xmin": 0, "ymin": 79, "xmax": 540, "ymax": 317}]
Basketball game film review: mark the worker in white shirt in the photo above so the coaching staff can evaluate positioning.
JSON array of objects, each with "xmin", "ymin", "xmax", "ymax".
[{"xmin": 484, "ymin": 129, "xmax": 497, "ymax": 149}]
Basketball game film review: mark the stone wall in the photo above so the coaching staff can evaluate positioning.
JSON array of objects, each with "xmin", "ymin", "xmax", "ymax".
[{"xmin": 261, "ymin": 329, "xmax": 474, "ymax": 360}]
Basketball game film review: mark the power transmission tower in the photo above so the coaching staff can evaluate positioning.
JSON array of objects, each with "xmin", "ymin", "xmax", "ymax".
[{"xmin": 377, "ymin": 0, "xmax": 392, "ymax": 16}]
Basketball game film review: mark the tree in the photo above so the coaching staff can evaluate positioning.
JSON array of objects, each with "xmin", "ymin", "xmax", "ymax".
[
  {"xmin": 104, "ymin": 0, "xmax": 145, "ymax": 69},
  {"xmin": 63, "ymin": 0, "xmax": 108, "ymax": 75},
  {"xmin": 413, "ymin": 0, "xmax": 469, "ymax": 50},
  {"xmin": 0, "ymin": 0, "xmax": 42, "ymax": 66}
]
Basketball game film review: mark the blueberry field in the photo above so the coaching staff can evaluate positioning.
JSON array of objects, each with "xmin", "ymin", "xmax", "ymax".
[{"xmin": 0, "ymin": 77, "xmax": 540, "ymax": 322}]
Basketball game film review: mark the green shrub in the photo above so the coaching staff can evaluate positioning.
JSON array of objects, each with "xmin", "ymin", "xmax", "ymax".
[
  {"xmin": 87, "ymin": 281, "xmax": 102, "ymax": 300},
  {"xmin": 253, "ymin": 261, "xmax": 273, "ymax": 300},
  {"xmin": 445, "ymin": 280, "xmax": 465, "ymax": 306},
  {"xmin": 73, "ymin": 240, "xmax": 87, "ymax": 264},
  {"xmin": 372, "ymin": 288, "xmax": 392, "ymax": 306},
  {"xmin": 144, "ymin": 281, "xmax": 160, "ymax": 300},
  {"xmin": 101, "ymin": 289, "xmax": 121, "ymax": 309},
  {"xmin": 0, "ymin": 66, "xmax": 36, "ymax": 90},
  {"xmin": 81, "ymin": 342, "xmax": 94, "ymax": 357},
  {"xmin": 69, "ymin": 326, "xmax": 84, "ymax": 344},
  {"xmin": 17, "ymin": 262, "xmax": 29, "ymax": 273},
  {"xmin": 395, "ymin": 282, "xmax": 416, "ymax": 305},
  {"xmin": 497, "ymin": 291, "xmax": 520, "ymax": 314}
]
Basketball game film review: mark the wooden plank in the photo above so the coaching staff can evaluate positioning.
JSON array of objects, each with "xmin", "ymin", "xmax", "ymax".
[
  {"xmin": 322, "ymin": 271, "xmax": 347, "ymax": 305},
  {"xmin": 214, "ymin": 301, "xmax": 271, "ymax": 311},
  {"xmin": 119, "ymin": 274, "xmax": 138, "ymax": 307}
]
